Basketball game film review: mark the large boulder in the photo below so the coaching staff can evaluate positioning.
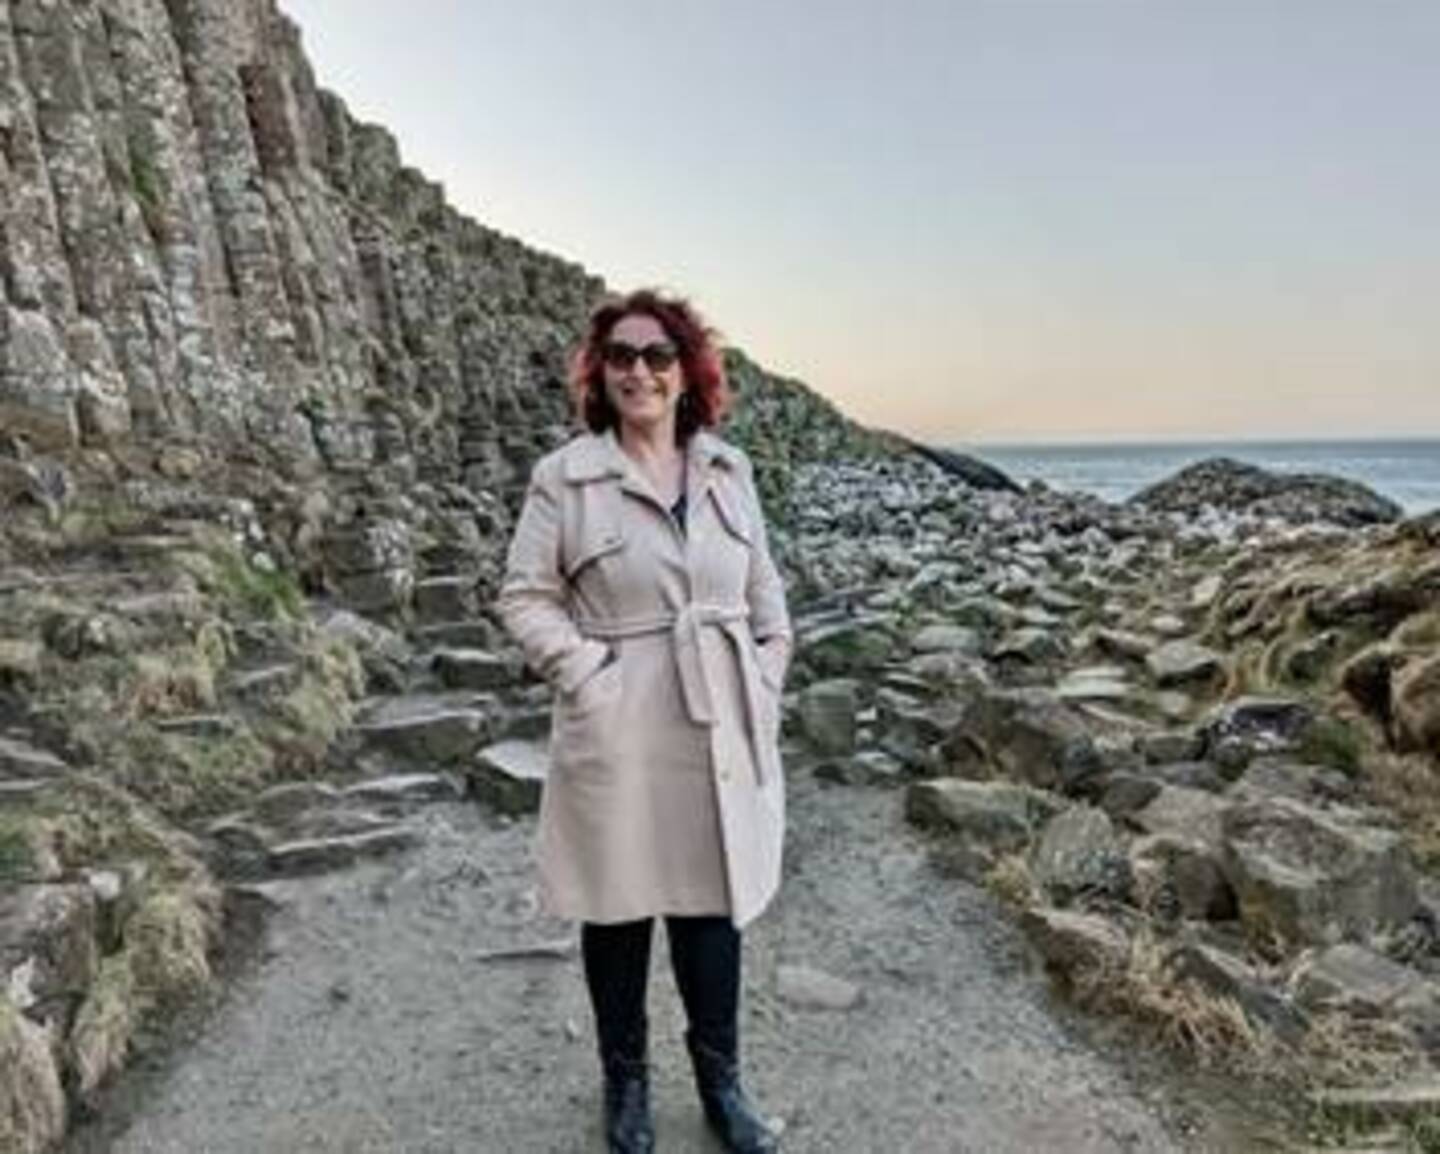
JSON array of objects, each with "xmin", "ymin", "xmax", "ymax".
[
  {"xmin": 1131, "ymin": 458, "xmax": 1402, "ymax": 527},
  {"xmin": 939, "ymin": 688, "xmax": 1093, "ymax": 790},
  {"xmin": 1222, "ymin": 797, "xmax": 1419, "ymax": 949}
]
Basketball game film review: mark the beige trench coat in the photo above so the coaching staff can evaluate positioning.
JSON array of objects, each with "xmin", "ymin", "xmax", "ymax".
[{"xmin": 497, "ymin": 429, "xmax": 792, "ymax": 928}]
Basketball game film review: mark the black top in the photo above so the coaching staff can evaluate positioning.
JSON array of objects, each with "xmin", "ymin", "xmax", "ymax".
[{"xmin": 669, "ymin": 493, "xmax": 687, "ymax": 534}]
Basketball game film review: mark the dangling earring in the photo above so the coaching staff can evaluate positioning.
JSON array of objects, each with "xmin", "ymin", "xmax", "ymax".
[{"xmin": 677, "ymin": 390, "xmax": 694, "ymax": 424}]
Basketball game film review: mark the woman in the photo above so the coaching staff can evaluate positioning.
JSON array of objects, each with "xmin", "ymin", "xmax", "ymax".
[{"xmin": 497, "ymin": 288, "xmax": 790, "ymax": 1153}]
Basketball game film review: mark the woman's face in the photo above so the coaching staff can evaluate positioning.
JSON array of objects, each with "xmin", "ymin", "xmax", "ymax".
[{"xmin": 601, "ymin": 313, "xmax": 686, "ymax": 437}]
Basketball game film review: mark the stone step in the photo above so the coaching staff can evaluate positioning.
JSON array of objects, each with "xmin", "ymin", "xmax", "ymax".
[
  {"xmin": 0, "ymin": 736, "xmax": 68, "ymax": 780},
  {"xmin": 412, "ymin": 620, "xmax": 500, "ymax": 649},
  {"xmin": 412, "ymin": 576, "xmax": 477, "ymax": 624},
  {"xmin": 266, "ymin": 828, "xmax": 423, "ymax": 876},
  {"xmin": 341, "ymin": 773, "xmax": 463, "ymax": 805},
  {"xmin": 356, "ymin": 696, "xmax": 497, "ymax": 763},
  {"xmin": 430, "ymin": 648, "xmax": 522, "ymax": 691}
]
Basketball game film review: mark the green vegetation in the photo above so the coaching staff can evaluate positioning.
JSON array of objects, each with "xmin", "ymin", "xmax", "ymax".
[{"xmin": 206, "ymin": 546, "xmax": 304, "ymax": 620}]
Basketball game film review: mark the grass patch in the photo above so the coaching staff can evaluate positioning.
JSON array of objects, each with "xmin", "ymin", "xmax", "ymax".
[
  {"xmin": 207, "ymin": 547, "xmax": 304, "ymax": 620},
  {"xmin": 1296, "ymin": 716, "xmax": 1367, "ymax": 777}
]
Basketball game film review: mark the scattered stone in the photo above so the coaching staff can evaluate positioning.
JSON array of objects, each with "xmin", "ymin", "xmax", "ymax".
[
  {"xmin": 476, "ymin": 939, "xmax": 578, "ymax": 962},
  {"xmin": 1132, "ymin": 786, "xmax": 1233, "ymax": 850},
  {"xmin": 1130, "ymin": 835, "xmax": 1235, "ymax": 921},
  {"xmin": 1145, "ymin": 640, "xmax": 1224, "ymax": 688},
  {"xmin": 1199, "ymin": 696, "xmax": 1316, "ymax": 757},
  {"xmin": 910, "ymin": 624, "xmax": 980, "ymax": 656},
  {"xmin": 814, "ymin": 749, "xmax": 904, "ymax": 787},
  {"xmin": 1030, "ymin": 806, "xmax": 1130, "ymax": 904},
  {"xmin": 776, "ymin": 964, "xmax": 863, "ymax": 1011},
  {"xmin": 905, "ymin": 779, "xmax": 1060, "ymax": 853},
  {"xmin": 797, "ymin": 679, "xmax": 860, "ymax": 757},
  {"xmin": 1022, "ymin": 909, "xmax": 1129, "ymax": 978},
  {"xmin": 469, "ymin": 740, "xmax": 548, "ymax": 815},
  {"xmin": 1054, "ymin": 666, "xmax": 1132, "ymax": 703}
]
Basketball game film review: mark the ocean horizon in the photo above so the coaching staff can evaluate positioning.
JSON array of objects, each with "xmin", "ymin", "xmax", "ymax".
[{"xmin": 957, "ymin": 437, "xmax": 1440, "ymax": 516}]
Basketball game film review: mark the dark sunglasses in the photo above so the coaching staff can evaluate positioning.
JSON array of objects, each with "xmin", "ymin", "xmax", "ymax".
[{"xmin": 602, "ymin": 340, "xmax": 680, "ymax": 373}]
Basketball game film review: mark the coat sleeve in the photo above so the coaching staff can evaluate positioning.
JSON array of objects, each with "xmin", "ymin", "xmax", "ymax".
[
  {"xmin": 497, "ymin": 457, "xmax": 610, "ymax": 694},
  {"xmin": 737, "ymin": 457, "xmax": 793, "ymax": 693}
]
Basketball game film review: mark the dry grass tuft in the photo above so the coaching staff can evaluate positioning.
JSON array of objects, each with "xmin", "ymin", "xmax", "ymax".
[
  {"xmin": 983, "ymin": 853, "xmax": 1041, "ymax": 908},
  {"xmin": 1071, "ymin": 932, "xmax": 1270, "ymax": 1068}
]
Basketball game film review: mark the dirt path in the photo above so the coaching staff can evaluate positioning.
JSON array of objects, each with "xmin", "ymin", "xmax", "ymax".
[{"xmin": 65, "ymin": 768, "xmax": 1290, "ymax": 1153}]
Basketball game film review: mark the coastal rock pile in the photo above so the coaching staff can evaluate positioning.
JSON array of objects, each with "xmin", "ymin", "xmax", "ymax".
[
  {"xmin": 760, "ymin": 449, "xmax": 1440, "ymax": 1105},
  {"xmin": 1132, "ymin": 457, "xmax": 1404, "ymax": 527}
]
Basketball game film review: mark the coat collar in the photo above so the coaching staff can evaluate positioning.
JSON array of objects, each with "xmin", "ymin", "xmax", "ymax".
[{"xmin": 562, "ymin": 428, "xmax": 741, "ymax": 488}]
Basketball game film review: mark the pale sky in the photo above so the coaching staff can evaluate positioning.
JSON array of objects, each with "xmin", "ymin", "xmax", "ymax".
[{"xmin": 280, "ymin": 0, "xmax": 1440, "ymax": 444}]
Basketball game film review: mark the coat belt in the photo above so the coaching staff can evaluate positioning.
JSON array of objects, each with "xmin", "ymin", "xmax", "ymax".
[{"xmin": 575, "ymin": 603, "xmax": 773, "ymax": 786}]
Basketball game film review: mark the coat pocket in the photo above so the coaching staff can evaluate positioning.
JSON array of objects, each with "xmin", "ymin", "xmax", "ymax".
[{"xmin": 564, "ymin": 650, "xmax": 622, "ymax": 717}]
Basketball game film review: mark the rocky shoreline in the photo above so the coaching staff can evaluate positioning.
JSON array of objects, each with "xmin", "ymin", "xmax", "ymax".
[{"xmin": 3, "ymin": 434, "xmax": 1438, "ymax": 1151}]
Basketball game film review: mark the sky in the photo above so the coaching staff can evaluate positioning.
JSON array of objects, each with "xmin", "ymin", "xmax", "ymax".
[{"xmin": 280, "ymin": 0, "xmax": 1440, "ymax": 445}]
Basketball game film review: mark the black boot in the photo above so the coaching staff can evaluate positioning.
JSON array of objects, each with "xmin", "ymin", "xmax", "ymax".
[
  {"xmin": 685, "ymin": 1031, "xmax": 779, "ymax": 1153},
  {"xmin": 601, "ymin": 1050, "xmax": 655, "ymax": 1154}
]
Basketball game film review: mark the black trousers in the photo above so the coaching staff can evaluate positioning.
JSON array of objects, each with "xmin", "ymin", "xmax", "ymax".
[{"xmin": 581, "ymin": 915, "xmax": 740, "ymax": 1062}]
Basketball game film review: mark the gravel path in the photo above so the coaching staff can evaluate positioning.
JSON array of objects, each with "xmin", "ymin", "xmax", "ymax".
[{"xmin": 66, "ymin": 768, "xmax": 1291, "ymax": 1153}]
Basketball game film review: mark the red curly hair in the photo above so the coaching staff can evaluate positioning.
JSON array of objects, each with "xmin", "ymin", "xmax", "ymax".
[{"xmin": 570, "ymin": 288, "xmax": 731, "ymax": 442}]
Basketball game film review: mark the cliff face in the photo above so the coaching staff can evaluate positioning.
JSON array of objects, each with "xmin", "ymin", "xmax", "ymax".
[
  {"xmin": 1, "ymin": 0, "xmax": 607, "ymax": 487},
  {"xmin": 0, "ymin": 0, "xmax": 891, "ymax": 508}
]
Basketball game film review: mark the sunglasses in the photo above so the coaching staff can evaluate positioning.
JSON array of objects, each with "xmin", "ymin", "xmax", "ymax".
[{"xmin": 602, "ymin": 340, "xmax": 680, "ymax": 373}]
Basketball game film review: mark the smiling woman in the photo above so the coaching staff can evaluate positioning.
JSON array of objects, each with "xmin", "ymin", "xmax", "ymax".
[{"xmin": 498, "ymin": 288, "xmax": 790, "ymax": 1153}]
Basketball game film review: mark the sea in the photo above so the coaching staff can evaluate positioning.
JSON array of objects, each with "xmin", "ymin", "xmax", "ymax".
[{"xmin": 962, "ymin": 439, "xmax": 1440, "ymax": 517}]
